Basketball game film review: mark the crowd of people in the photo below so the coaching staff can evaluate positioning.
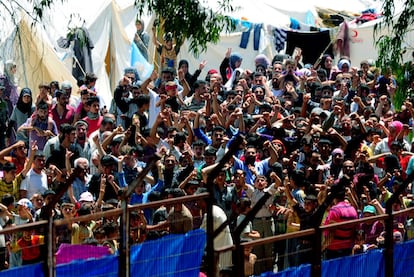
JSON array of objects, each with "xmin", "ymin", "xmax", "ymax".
[{"xmin": 0, "ymin": 30, "xmax": 414, "ymax": 276}]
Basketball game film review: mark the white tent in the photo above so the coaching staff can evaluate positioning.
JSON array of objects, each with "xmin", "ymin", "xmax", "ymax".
[
  {"xmin": 1, "ymin": 0, "xmax": 412, "ymax": 105},
  {"xmin": 0, "ymin": 0, "xmax": 143, "ymax": 108}
]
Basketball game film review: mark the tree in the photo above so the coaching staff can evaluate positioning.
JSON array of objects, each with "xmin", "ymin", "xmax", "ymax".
[
  {"xmin": 2, "ymin": 0, "xmax": 236, "ymax": 57},
  {"xmin": 134, "ymin": 0, "xmax": 236, "ymax": 57},
  {"xmin": 375, "ymin": 0, "xmax": 414, "ymax": 108},
  {"xmin": 0, "ymin": 0, "xmax": 57, "ymax": 24}
]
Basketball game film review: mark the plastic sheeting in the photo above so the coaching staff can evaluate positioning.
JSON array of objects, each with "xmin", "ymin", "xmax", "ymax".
[
  {"xmin": 0, "ymin": 262, "xmax": 44, "ymax": 277},
  {"xmin": 322, "ymin": 249, "xmax": 384, "ymax": 277},
  {"xmin": 394, "ymin": 239, "xmax": 414, "ymax": 277},
  {"xmin": 56, "ymin": 254, "xmax": 118, "ymax": 277},
  {"xmin": 0, "ymin": 229, "xmax": 206, "ymax": 277},
  {"xmin": 130, "ymin": 228, "xmax": 206, "ymax": 276},
  {"xmin": 5, "ymin": 231, "xmax": 414, "ymax": 277}
]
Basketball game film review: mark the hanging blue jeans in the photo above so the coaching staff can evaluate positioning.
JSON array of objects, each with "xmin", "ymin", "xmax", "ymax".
[
  {"xmin": 253, "ymin": 23, "xmax": 263, "ymax": 50},
  {"xmin": 239, "ymin": 21, "xmax": 252, "ymax": 49}
]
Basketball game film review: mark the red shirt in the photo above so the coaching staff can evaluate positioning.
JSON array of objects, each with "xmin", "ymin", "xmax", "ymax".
[
  {"xmin": 83, "ymin": 116, "xmax": 103, "ymax": 138},
  {"xmin": 18, "ymin": 235, "xmax": 44, "ymax": 262},
  {"xmin": 324, "ymin": 201, "xmax": 358, "ymax": 250},
  {"xmin": 51, "ymin": 105, "xmax": 75, "ymax": 126},
  {"xmin": 376, "ymin": 155, "xmax": 411, "ymax": 179},
  {"xmin": 4, "ymin": 156, "xmax": 27, "ymax": 174}
]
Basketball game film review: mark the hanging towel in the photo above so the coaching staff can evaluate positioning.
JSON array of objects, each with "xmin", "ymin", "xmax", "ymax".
[
  {"xmin": 274, "ymin": 28, "xmax": 287, "ymax": 52},
  {"xmin": 290, "ymin": 17, "xmax": 301, "ymax": 30},
  {"xmin": 335, "ymin": 21, "xmax": 350, "ymax": 57},
  {"xmin": 239, "ymin": 21, "xmax": 252, "ymax": 49},
  {"xmin": 286, "ymin": 30, "xmax": 333, "ymax": 65},
  {"xmin": 253, "ymin": 23, "xmax": 263, "ymax": 51}
]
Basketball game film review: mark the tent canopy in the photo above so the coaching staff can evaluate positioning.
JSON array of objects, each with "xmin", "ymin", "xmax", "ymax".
[{"xmin": 1, "ymin": 0, "xmax": 412, "ymax": 103}]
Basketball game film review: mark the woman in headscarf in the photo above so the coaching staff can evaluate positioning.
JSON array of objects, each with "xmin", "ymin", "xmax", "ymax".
[
  {"xmin": 1, "ymin": 60, "xmax": 19, "ymax": 114},
  {"xmin": 8, "ymin": 88, "xmax": 34, "ymax": 145},
  {"xmin": 319, "ymin": 54, "xmax": 334, "ymax": 80},
  {"xmin": 220, "ymin": 48, "xmax": 243, "ymax": 89},
  {"xmin": 374, "ymin": 120, "xmax": 410, "ymax": 155},
  {"xmin": 133, "ymin": 18, "xmax": 150, "ymax": 61},
  {"xmin": 178, "ymin": 59, "xmax": 204, "ymax": 88}
]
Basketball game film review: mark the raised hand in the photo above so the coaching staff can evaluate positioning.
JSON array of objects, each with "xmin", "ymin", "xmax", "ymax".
[
  {"xmin": 199, "ymin": 60, "xmax": 207, "ymax": 71},
  {"xmin": 225, "ymin": 48, "xmax": 232, "ymax": 58}
]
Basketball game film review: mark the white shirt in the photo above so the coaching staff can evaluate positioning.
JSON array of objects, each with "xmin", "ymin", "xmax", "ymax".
[
  {"xmin": 201, "ymin": 205, "xmax": 233, "ymax": 269},
  {"xmin": 148, "ymin": 89, "xmax": 161, "ymax": 129},
  {"xmin": 20, "ymin": 169, "xmax": 48, "ymax": 199},
  {"xmin": 245, "ymin": 183, "xmax": 277, "ymax": 218}
]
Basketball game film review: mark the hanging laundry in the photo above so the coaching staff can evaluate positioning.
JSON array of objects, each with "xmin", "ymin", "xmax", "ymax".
[
  {"xmin": 253, "ymin": 23, "xmax": 263, "ymax": 51},
  {"xmin": 286, "ymin": 30, "xmax": 333, "ymax": 65},
  {"xmin": 239, "ymin": 21, "xmax": 252, "ymax": 49},
  {"xmin": 58, "ymin": 27, "xmax": 94, "ymax": 81},
  {"xmin": 335, "ymin": 21, "xmax": 350, "ymax": 57},
  {"xmin": 290, "ymin": 17, "xmax": 301, "ymax": 30},
  {"xmin": 274, "ymin": 28, "xmax": 287, "ymax": 52}
]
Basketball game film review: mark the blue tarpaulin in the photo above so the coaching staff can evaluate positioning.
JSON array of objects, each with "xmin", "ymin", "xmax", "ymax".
[
  {"xmin": 5, "ymin": 230, "xmax": 414, "ymax": 277},
  {"xmin": 0, "ymin": 229, "xmax": 206, "ymax": 277},
  {"xmin": 130, "ymin": 229, "xmax": 206, "ymax": 276}
]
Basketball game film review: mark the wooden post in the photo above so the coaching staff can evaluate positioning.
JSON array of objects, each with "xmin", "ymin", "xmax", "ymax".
[{"xmin": 119, "ymin": 154, "xmax": 160, "ymax": 277}]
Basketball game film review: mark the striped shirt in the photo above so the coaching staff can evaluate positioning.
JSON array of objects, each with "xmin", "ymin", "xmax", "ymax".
[{"xmin": 324, "ymin": 201, "xmax": 358, "ymax": 250}]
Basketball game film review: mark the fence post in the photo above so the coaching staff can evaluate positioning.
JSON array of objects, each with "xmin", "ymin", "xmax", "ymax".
[
  {"xmin": 205, "ymin": 135, "xmax": 245, "ymax": 276},
  {"xmin": 311, "ymin": 227, "xmax": 322, "ymax": 277},
  {"xmin": 119, "ymin": 155, "xmax": 161, "ymax": 277},
  {"xmin": 232, "ymin": 236, "xmax": 244, "ymax": 277},
  {"xmin": 119, "ymin": 200, "xmax": 130, "ymax": 277},
  {"xmin": 46, "ymin": 215, "xmax": 55, "ymax": 277},
  {"xmin": 384, "ymin": 206, "xmax": 394, "ymax": 277},
  {"xmin": 382, "ymin": 172, "xmax": 414, "ymax": 277}
]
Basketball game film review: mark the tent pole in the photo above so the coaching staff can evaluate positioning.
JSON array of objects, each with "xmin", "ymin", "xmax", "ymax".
[{"xmin": 16, "ymin": 26, "xmax": 28, "ymax": 87}]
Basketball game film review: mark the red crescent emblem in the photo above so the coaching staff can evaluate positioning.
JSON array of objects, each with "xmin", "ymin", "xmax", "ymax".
[{"xmin": 351, "ymin": 30, "xmax": 358, "ymax": 37}]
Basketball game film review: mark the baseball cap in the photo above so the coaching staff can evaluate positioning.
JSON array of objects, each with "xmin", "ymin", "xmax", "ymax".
[
  {"xmin": 43, "ymin": 189, "xmax": 56, "ymax": 198},
  {"xmin": 16, "ymin": 198, "xmax": 33, "ymax": 209},
  {"xmin": 61, "ymin": 80, "xmax": 72, "ymax": 90},
  {"xmin": 21, "ymin": 88, "xmax": 32, "ymax": 97},
  {"xmin": 363, "ymin": 205, "xmax": 376, "ymax": 215},
  {"xmin": 79, "ymin": 192, "xmax": 94, "ymax": 202},
  {"xmin": 332, "ymin": 148, "xmax": 344, "ymax": 158}
]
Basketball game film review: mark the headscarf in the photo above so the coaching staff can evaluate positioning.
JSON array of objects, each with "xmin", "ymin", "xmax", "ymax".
[
  {"xmin": 254, "ymin": 54, "xmax": 270, "ymax": 68},
  {"xmin": 16, "ymin": 88, "xmax": 33, "ymax": 116},
  {"xmin": 178, "ymin": 59, "xmax": 189, "ymax": 69},
  {"xmin": 229, "ymin": 53, "xmax": 243, "ymax": 70},
  {"xmin": 135, "ymin": 18, "xmax": 145, "ymax": 35},
  {"xmin": 337, "ymin": 59, "xmax": 351, "ymax": 71},
  {"xmin": 388, "ymin": 120, "xmax": 403, "ymax": 148},
  {"xmin": 4, "ymin": 60, "xmax": 17, "ymax": 85}
]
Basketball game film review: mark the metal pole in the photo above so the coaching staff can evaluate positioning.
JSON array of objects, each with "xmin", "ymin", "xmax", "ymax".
[
  {"xmin": 119, "ymin": 154, "xmax": 160, "ymax": 277},
  {"xmin": 383, "ymin": 172, "xmax": 414, "ymax": 277},
  {"xmin": 312, "ymin": 228, "xmax": 322, "ymax": 277},
  {"xmin": 384, "ymin": 206, "xmax": 394, "ymax": 277},
  {"xmin": 119, "ymin": 200, "xmax": 130, "ymax": 277},
  {"xmin": 205, "ymin": 184, "xmax": 216, "ymax": 277},
  {"xmin": 47, "ymin": 215, "xmax": 55, "ymax": 277}
]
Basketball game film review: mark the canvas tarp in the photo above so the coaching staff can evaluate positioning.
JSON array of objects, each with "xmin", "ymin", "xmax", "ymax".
[{"xmin": 1, "ymin": 0, "xmax": 411, "ymax": 102}]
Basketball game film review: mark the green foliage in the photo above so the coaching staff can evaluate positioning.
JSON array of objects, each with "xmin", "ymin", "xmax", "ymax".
[
  {"xmin": 134, "ymin": 0, "xmax": 235, "ymax": 57},
  {"xmin": 375, "ymin": 0, "xmax": 414, "ymax": 109},
  {"xmin": 31, "ymin": 0, "xmax": 58, "ymax": 24}
]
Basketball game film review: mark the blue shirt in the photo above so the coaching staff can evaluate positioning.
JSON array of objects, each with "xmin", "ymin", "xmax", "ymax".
[{"xmin": 233, "ymin": 156, "xmax": 270, "ymax": 185}]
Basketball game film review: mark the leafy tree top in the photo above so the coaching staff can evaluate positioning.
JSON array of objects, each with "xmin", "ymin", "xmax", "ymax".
[{"xmin": 134, "ymin": 0, "xmax": 236, "ymax": 57}]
